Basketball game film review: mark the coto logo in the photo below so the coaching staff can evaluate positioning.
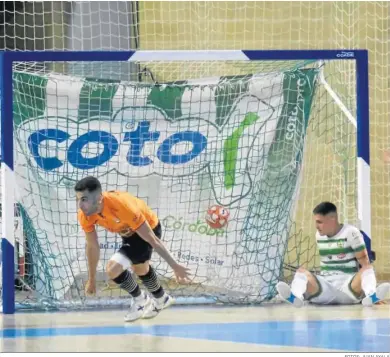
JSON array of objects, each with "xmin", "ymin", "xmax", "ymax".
[{"xmin": 27, "ymin": 120, "xmax": 207, "ymax": 171}]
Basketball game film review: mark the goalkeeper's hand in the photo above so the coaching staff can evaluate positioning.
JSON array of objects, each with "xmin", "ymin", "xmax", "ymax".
[{"xmin": 85, "ymin": 279, "xmax": 97, "ymax": 296}]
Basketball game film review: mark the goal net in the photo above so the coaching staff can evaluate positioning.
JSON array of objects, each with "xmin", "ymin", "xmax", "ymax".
[{"xmin": 4, "ymin": 54, "xmax": 362, "ymax": 309}]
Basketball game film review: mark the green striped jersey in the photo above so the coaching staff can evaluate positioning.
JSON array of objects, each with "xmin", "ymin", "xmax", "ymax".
[{"xmin": 316, "ymin": 224, "xmax": 366, "ymax": 275}]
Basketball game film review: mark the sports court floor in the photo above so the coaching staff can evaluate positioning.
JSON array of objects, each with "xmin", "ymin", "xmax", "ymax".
[{"xmin": 0, "ymin": 303, "xmax": 389, "ymax": 352}]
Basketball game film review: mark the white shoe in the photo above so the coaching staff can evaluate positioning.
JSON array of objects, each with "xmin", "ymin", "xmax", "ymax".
[
  {"xmin": 362, "ymin": 282, "xmax": 390, "ymax": 307},
  {"xmin": 143, "ymin": 293, "xmax": 175, "ymax": 319},
  {"xmin": 156, "ymin": 293, "xmax": 175, "ymax": 310},
  {"xmin": 276, "ymin": 282, "xmax": 304, "ymax": 308},
  {"xmin": 124, "ymin": 292, "xmax": 155, "ymax": 322}
]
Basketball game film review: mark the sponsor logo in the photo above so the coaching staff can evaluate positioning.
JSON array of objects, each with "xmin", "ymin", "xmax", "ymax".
[
  {"xmin": 336, "ymin": 51, "xmax": 355, "ymax": 58},
  {"xmin": 162, "ymin": 215, "xmax": 225, "ymax": 237},
  {"xmin": 177, "ymin": 251, "xmax": 224, "ymax": 266},
  {"xmin": 337, "ymin": 240, "xmax": 344, "ymax": 248},
  {"xmin": 18, "ymin": 101, "xmax": 273, "ymax": 202},
  {"xmin": 286, "ymin": 78, "xmax": 307, "ymax": 141},
  {"xmin": 25, "ymin": 116, "xmax": 209, "ymax": 171},
  {"xmin": 99, "ymin": 242, "xmax": 122, "ymax": 250}
]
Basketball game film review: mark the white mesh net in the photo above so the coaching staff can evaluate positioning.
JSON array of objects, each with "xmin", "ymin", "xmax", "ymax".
[{"xmin": 0, "ymin": 1, "xmax": 388, "ymax": 310}]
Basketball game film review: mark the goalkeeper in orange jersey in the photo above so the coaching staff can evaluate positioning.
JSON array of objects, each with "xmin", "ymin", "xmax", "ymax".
[{"xmin": 75, "ymin": 176, "xmax": 191, "ymax": 322}]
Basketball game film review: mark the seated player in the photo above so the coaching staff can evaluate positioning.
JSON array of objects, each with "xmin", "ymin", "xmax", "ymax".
[
  {"xmin": 75, "ymin": 176, "xmax": 191, "ymax": 321},
  {"xmin": 276, "ymin": 202, "xmax": 390, "ymax": 307}
]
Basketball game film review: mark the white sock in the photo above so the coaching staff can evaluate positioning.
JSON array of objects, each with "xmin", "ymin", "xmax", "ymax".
[
  {"xmin": 361, "ymin": 267, "xmax": 377, "ymax": 297},
  {"xmin": 291, "ymin": 271, "xmax": 308, "ymax": 299},
  {"xmin": 134, "ymin": 291, "xmax": 147, "ymax": 302}
]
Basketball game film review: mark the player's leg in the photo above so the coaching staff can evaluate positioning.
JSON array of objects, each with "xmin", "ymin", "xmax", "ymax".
[
  {"xmin": 132, "ymin": 260, "xmax": 174, "ymax": 314},
  {"xmin": 276, "ymin": 267, "xmax": 321, "ymax": 307},
  {"xmin": 125, "ymin": 222, "xmax": 174, "ymax": 315},
  {"xmin": 106, "ymin": 254, "xmax": 154, "ymax": 322},
  {"xmin": 348, "ymin": 265, "xmax": 390, "ymax": 306}
]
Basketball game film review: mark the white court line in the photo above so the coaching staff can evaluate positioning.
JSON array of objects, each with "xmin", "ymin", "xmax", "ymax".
[{"xmin": 365, "ymin": 334, "xmax": 390, "ymax": 337}]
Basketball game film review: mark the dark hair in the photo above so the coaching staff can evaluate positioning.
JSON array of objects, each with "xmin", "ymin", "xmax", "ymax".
[
  {"xmin": 313, "ymin": 202, "xmax": 337, "ymax": 215},
  {"xmin": 74, "ymin": 176, "xmax": 102, "ymax": 193}
]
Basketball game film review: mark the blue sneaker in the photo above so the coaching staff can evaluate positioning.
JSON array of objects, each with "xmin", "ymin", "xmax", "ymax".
[
  {"xmin": 276, "ymin": 282, "xmax": 304, "ymax": 308},
  {"xmin": 362, "ymin": 283, "xmax": 390, "ymax": 306}
]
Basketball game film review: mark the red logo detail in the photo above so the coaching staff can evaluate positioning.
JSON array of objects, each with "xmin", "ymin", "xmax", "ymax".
[{"xmin": 337, "ymin": 253, "xmax": 346, "ymax": 259}]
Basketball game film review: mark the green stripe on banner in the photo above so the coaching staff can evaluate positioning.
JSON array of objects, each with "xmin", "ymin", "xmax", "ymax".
[
  {"xmin": 239, "ymin": 69, "xmax": 319, "ymax": 277},
  {"xmin": 215, "ymin": 75, "xmax": 251, "ymax": 126},
  {"xmin": 147, "ymin": 81, "xmax": 187, "ymax": 120},
  {"xmin": 319, "ymin": 247, "xmax": 354, "ymax": 256},
  {"xmin": 265, "ymin": 69, "xmax": 318, "ymax": 174},
  {"xmin": 223, "ymin": 112, "xmax": 262, "ymax": 189},
  {"xmin": 13, "ymin": 72, "xmax": 48, "ymax": 126},
  {"xmin": 78, "ymin": 79, "xmax": 119, "ymax": 121}
]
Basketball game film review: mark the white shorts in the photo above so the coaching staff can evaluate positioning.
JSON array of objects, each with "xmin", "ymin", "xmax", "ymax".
[{"xmin": 307, "ymin": 274, "xmax": 363, "ymax": 305}]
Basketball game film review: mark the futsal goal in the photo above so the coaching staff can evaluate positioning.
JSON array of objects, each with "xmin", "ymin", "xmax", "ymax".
[{"xmin": 1, "ymin": 50, "xmax": 370, "ymax": 313}]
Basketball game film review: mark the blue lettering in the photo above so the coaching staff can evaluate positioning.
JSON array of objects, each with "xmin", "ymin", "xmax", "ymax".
[
  {"xmin": 27, "ymin": 126, "xmax": 208, "ymax": 171},
  {"xmin": 28, "ymin": 129, "xmax": 70, "ymax": 170},
  {"xmin": 123, "ymin": 121, "xmax": 160, "ymax": 166},
  {"xmin": 67, "ymin": 131, "xmax": 118, "ymax": 169},
  {"xmin": 157, "ymin": 131, "xmax": 207, "ymax": 164}
]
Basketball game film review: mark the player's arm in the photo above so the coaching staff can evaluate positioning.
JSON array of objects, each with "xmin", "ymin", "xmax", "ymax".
[
  {"xmin": 136, "ymin": 221, "xmax": 191, "ymax": 282},
  {"xmin": 354, "ymin": 247, "xmax": 370, "ymax": 268},
  {"xmin": 78, "ymin": 211, "xmax": 100, "ymax": 281},
  {"xmin": 115, "ymin": 197, "xmax": 179, "ymax": 268},
  {"xmin": 116, "ymin": 196, "xmax": 191, "ymax": 282},
  {"xmin": 136, "ymin": 221, "xmax": 178, "ymax": 269},
  {"xmin": 350, "ymin": 228, "xmax": 370, "ymax": 268},
  {"xmin": 85, "ymin": 230, "xmax": 100, "ymax": 280}
]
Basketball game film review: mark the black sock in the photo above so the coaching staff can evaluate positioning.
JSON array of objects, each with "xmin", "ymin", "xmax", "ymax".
[
  {"xmin": 112, "ymin": 270, "xmax": 141, "ymax": 298},
  {"xmin": 139, "ymin": 266, "xmax": 165, "ymax": 298}
]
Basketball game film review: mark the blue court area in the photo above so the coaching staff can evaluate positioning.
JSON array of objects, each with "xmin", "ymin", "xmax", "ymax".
[{"xmin": 1, "ymin": 307, "xmax": 389, "ymax": 352}]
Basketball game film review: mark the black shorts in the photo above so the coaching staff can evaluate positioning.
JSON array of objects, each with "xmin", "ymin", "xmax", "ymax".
[{"xmin": 118, "ymin": 221, "xmax": 162, "ymax": 265}]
